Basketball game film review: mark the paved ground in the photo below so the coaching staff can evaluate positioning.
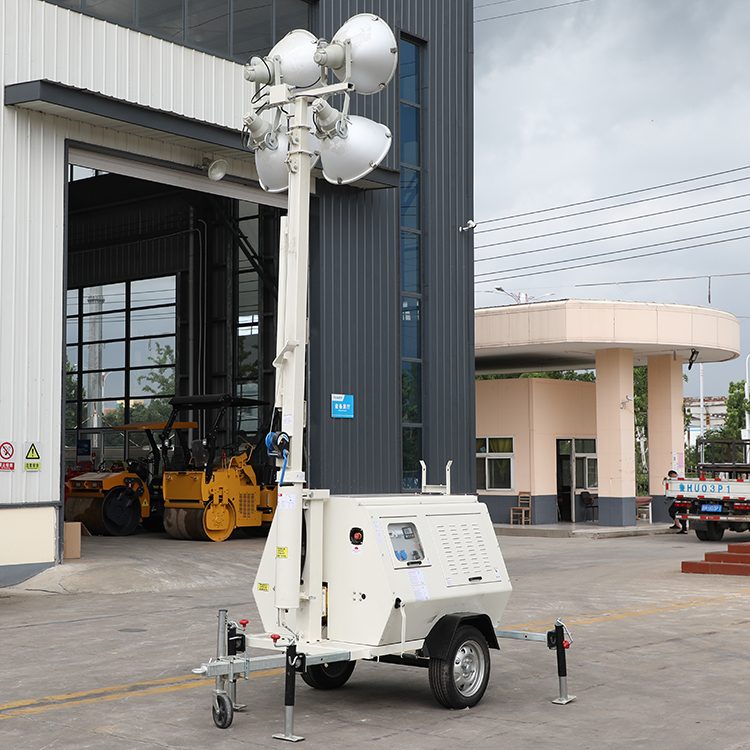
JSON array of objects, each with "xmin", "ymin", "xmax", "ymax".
[{"xmin": 2, "ymin": 525, "xmax": 750, "ymax": 750}]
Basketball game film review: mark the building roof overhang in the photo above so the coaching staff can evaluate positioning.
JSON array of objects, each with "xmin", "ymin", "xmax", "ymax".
[
  {"xmin": 475, "ymin": 299, "xmax": 740, "ymax": 374},
  {"xmin": 4, "ymin": 80, "xmax": 399, "ymax": 191}
]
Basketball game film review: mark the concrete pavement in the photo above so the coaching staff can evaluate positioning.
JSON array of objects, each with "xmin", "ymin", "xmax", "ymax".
[{"xmin": 2, "ymin": 526, "xmax": 749, "ymax": 749}]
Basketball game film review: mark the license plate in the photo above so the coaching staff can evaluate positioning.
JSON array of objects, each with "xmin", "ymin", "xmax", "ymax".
[{"xmin": 701, "ymin": 504, "xmax": 722, "ymax": 513}]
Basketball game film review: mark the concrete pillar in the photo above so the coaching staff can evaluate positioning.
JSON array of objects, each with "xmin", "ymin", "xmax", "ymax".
[
  {"xmin": 648, "ymin": 354, "xmax": 684, "ymax": 522},
  {"xmin": 595, "ymin": 349, "xmax": 636, "ymax": 526}
]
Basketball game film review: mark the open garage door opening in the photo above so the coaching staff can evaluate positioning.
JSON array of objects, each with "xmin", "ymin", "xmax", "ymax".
[{"xmin": 63, "ymin": 162, "xmax": 282, "ymax": 535}]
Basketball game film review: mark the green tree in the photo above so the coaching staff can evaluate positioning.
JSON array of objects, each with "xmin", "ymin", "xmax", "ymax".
[
  {"xmin": 476, "ymin": 370, "xmax": 595, "ymax": 382},
  {"xmin": 103, "ymin": 343, "xmax": 175, "ymax": 427},
  {"xmin": 633, "ymin": 366, "xmax": 649, "ymax": 495}
]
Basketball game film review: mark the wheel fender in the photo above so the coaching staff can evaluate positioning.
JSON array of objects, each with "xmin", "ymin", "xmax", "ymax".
[{"xmin": 423, "ymin": 613, "xmax": 499, "ymax": 660}]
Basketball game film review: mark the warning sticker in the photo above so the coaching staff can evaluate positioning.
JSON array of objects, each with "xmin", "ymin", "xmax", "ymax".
[
  {"xmin": 257, "ymin": 582, "xmax": 270, "ymax": 592},
  {"xmin": 276, "ymin": 547, "xmax": 289, "ymax": 559},
  {"xmin": 0, "ymin": 442, "xmax": 16, "ymax": 471},
  {"xmin": 24, "ymin": 442, "xmax": 41, "ymax": 472}
]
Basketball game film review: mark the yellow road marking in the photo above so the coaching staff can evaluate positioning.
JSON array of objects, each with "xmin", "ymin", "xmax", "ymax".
[
  {"xmin": 5, "ymin": 590, "xmax": 750, "ymax": 720},
  {"xmin": 0, "ymin": 669, "xmax": 283, "ymax": 721},
  {"xmin": 507, "ymin": 590, "xmax": 750, "ymax": 632}
]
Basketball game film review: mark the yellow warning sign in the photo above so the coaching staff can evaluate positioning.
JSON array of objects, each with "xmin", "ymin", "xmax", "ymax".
[
  {"xmin": 24, "ymin": 442, "xmax": 41, "ymax": 471},
  {"xmin": 257, "ymin": 582, "xmax": 270, "ymax": 592},
  {"xmin": 276, "ymin": 546, "xmax": 288, "ymax": 559}
]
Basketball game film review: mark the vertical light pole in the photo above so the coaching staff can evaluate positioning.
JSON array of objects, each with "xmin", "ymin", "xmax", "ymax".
[{"xmin": 242, "ymin": 14, "xmax": 398, "ymax": 635}]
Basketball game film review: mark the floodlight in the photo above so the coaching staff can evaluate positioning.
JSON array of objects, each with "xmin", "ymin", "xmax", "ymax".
[
  {"xmin": 202, "ymin": 158, "xmax": 228, "ymax": 181},
  {"xmin": 313, "ymin": 99, "xmax": 391, "ymax": 184},
  {"xmin": 254, "ymin": 131, "xmax": 290, "ymax": 193},
  {"xmin": 252, "ymin": 124, "xmax": 322, "ymax": 194},
  {"xmin": 244, "ymin": 29, "xmax": 320, "ymax": 88},
  {"xmin": 313, "ymin": 14, "xmax": 398, "ymax": 94}
]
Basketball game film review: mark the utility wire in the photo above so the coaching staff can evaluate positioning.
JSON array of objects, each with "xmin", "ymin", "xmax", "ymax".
[
  {"xmin": 475, "ymin": 206, "xmax": 750, "ymax": 262},
  {"xmin": 476, "ymin": 232, "xmax": 750, "ymax": 282},
  {"xmin": 475, "ymin": 0, "xmax": 594, "ymax": 23},
  {"xmin": 475, "ymin": 225, "xmax": 750, "ymax": 278},
  {"xmin": 474, "ymin": 191, "xmax": 750, "ymax": 249},
  {"xmin": 474, "ymin": 165, "xmax": 750, "ymax": 226},
  {"xmin": 475, "ymin": 0, "xmax": 525, "ymax": 8},
  {"xmin": 576, "ymin": 271, "xmax": 750, "ymax": 288},
  {"xmin": 474, "ymin": 175, "xmax": 750, "ymax": 235}
]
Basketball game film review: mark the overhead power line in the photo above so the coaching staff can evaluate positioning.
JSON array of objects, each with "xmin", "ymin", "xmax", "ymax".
[
  {"xmin": 473, "ymin": 191, "xmax": 750, "ymax": 249},
  {"xmin": 474, "ymin": 164, "xmax": 750, "ymax": 227},
  {"xmin": 474, "ymin": 175, "xmax": 750, "ymax": 235},
  {"xmin": 474, "ymin": 206, "xmax": 750, "ymax": 262},
  {"xmin": 475, "ymin": 232, "xmax": 750, "ymax": 283},
  {"xmin": 576, "ymin": 271, "xmax": 750, "ymax": 288},
  {"xmin": 475, "ymin": 0, "xmax": 594, "ymax": 23},
  {"xmin": 475, "ymin": 225, "xmax": 750, "ymax": 278}
]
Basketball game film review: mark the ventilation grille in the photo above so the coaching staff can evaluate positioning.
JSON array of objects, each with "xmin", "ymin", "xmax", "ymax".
[
  {"xmin": 237, "ymin": 493, "xmax": 256, "ymax": 519},
  {"xmin": 433, "ymin": 520, "xmax": 495, "ymax": 580}
]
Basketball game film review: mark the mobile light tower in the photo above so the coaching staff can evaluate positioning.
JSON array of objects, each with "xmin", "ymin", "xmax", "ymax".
[{"xmin": 193, "ymin": 15, "xmax": 548, "ymax": 740}]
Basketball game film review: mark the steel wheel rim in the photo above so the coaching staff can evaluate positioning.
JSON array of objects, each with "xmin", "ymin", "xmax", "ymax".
[{"xmin": 452, "ymin": 639, "xmax": 486, "ymax": 697}]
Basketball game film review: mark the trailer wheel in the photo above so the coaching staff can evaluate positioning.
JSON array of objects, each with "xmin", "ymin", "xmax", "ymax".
[
  {"xmin": 429, "ymin": 625, "xmax": 491, "ymax": 709},
  {"xmin": 212, "ymin": 693, "xmax": 233, "ymax": 728},
  {"xmin": 705, "ymin": 522, "xmax": 724, "ymax": 542},
  {"xmin": 301, "ymin": 660, "xmax": 356, "ymax": 690}
]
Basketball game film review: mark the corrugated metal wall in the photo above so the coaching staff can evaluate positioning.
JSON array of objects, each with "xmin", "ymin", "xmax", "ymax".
[
  {"xmin": 308, "ymin": 1, "xmax": 476, "ymax": 493},
  {"xmin": 0, "ymin": 0, "xmax": 475, "ymax": 554},
  {"xmin": 0, "ymin": 0, "xmax": 278, "ymax": 523}
]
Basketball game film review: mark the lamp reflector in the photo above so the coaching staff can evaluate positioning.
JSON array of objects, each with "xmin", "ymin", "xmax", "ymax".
[
  {"xmin": 207, "ymin": 159, "xmax": 228, "ymax": 181},
  {"xmin": 268, "ymin": 29, "xmax": 321, "ymax": 88},
  {"xmin": 255, "ymin": 131, "xmax": 290, "ymax": 193},
  {"xmin": 329, "ymin": 14, "xmax": 398, "ymax": 94},
  {"xmin": 255, "ymin": 128, "xmax": 321, "ymax": 193},
  {"xmin": 318, "ymin": 115, "xmax": 392, "ymax": 185}
]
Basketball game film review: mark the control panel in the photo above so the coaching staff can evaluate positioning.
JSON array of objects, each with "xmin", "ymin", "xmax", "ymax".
[{"xmin": 388, "ymin": 522, "xmax": 426, "ymax": 567}]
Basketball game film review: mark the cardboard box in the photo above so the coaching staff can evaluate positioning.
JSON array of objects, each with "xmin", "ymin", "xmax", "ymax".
[{"xmin": 64, "ymin": 521, "xmax": 81, "ymax": 560}]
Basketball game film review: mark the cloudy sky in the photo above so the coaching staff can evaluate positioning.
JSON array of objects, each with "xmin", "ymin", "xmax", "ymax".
[{"xmin": 472, "ymin": 0, "xmax": 750, "ymax": 397}]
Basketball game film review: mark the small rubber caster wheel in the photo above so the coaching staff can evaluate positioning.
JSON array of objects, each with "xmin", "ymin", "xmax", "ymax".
[{"xmin": 212, "ymin": 692, "xmax": 234, "ymax": 728}]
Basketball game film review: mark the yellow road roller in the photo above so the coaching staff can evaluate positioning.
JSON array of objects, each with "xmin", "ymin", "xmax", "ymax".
[
  {"xmin": 65, "ymin": 420, "xmax": 197, "ymax": 536},
  {"xmin": 161, "ymin": 394, "xmax": 278, "ymax": 542}
]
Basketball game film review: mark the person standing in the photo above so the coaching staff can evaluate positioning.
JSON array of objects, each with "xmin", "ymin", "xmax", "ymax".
[{"xmin": 666, "ymin": 469, "xmax": 688, "ymax": 533}]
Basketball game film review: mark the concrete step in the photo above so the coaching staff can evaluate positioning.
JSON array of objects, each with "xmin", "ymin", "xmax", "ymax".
[
  {"xmin": 683, "ymin": 540, "xmax": 750, "ymax": 575},
  {"xmin": 682, "ymin": 560, "xmax": 750, "ymax": 576}
]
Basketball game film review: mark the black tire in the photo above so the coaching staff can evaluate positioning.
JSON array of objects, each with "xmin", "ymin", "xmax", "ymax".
[
  {"xmin": 695, "ymin": 529, "xmax": 709, "ymax": 541},
  {"xmin": 705, "ymin": 522, "xmax": 725, "ymax": 542},
  {"xmin": 212, "ymin": 692, "xmax": 233, "ymax": 729},
  {"xmin": 429, "ymin": 625, "xmax": 491, "ymax": 709},
  {"xmin": 301, "ymin": 660, "xmax": 356, "ymax": 690}
]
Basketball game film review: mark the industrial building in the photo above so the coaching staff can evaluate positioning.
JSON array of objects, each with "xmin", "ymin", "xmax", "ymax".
[{"xmin": 0, "ymin": 0, "xmax": 475, "ymax": 584}]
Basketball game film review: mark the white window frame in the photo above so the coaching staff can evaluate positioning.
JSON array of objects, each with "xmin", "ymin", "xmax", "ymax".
[{"xmin": 476, "ymin": 437, "xmax": 515, "ymax": 492}]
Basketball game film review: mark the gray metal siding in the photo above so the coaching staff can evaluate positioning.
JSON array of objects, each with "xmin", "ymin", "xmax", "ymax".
[{"xmin": 309, "ymin": 1, "xmax": 475, "ymax": 493}]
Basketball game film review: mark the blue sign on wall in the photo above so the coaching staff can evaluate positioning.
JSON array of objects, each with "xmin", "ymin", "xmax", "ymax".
[{"xmin": 331, "ymin": 394, "xmax": 354, "ymax": 419}]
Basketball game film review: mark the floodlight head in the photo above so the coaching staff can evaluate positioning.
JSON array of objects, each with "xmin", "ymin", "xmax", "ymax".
[
  {"xmin": 253, "ymin": 130, "xmax": 289, "ymax": 193},
  {"xmin": 314, "ymin": 14, "xmax": 397, "ymax": 94},
  {"xmin": 270, "ymin": 29, "xmax": 321, "ymax": 88},
  {"xmin": 315, "ymin": 108, "xmax": 392, "ymax": 185},
  {"xmin": 202, "ymin": 158, "xmax": 228, "ymax": 182},
  {"xmin": 254, "ymin": 126, "xmax": 321, "ymax": 193}
]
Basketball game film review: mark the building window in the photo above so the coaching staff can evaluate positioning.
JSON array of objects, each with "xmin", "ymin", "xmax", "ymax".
[
  {"xmin": 42, "ymin": 0, "xmax": 315, "ymax": 63},
  {"xmin": 65, "ymin": 277, "xmax": 176, "ymax": 467},
  {"xmin": 476, "ymin": 437, "xmax": 514, "ymax": 491},
  {"xmin": 574, "ymin": 438, "xmax": 598, "ymax": 490},
  {"xmin": 400, "ymin": 37, "xmax": 423, "ymax": 490}
]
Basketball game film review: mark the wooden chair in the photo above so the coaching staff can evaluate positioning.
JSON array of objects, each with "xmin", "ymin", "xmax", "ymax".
[{"xmin": 511, "ymin": 492, "xmax": 531, "ymax": 525}]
